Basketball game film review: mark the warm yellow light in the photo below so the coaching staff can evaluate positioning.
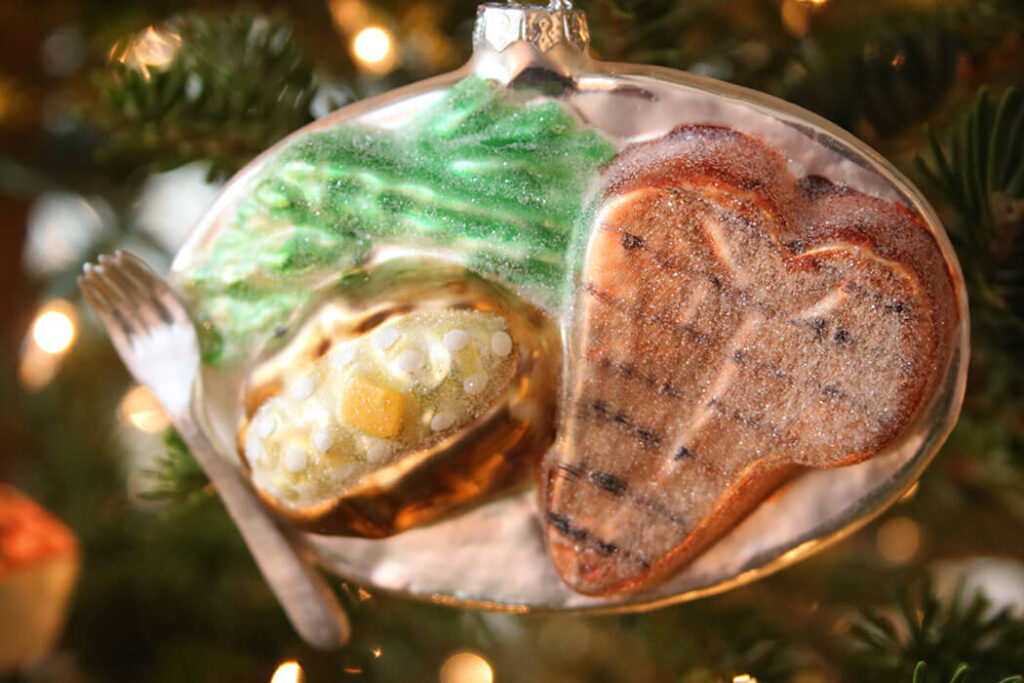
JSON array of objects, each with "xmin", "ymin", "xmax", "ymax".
[
  {"xmin": 111, "ymin": 25, "xmax": 182, "ymax": 79},
  {"xmin": 0, "ymin": 76, "xmax": 16, "ymax": 123},
  {"xmin": 353, "ymin": 27, "xmax": 392, "ymax": 64},
  {"xmin": 876, "ymin": 516, "xmax": 922, "ymax": 564},
  {"xmin": 783, "ymin": 0, "xmax": 828, "ymax": 35},
  {"xmin": 329, "ymin": 0, "xmax": 370, "ymax": 34},
  {"xmin": 21, "ymin": 301, "xmax": 78, "ymax": 389},
  {"xmin": 440, "ymin": 651, "xmax": 494, "ymax": 683},
  {"xmin": 792, "ymin": 671, "xmax": 829, "ymax": 683},
  {"xmin": 270, "ymin": 660, "xmax": 304, "ymax": 683},
  {"xmin": 33, "ymin": 307, "xmax": 76, "ymax": 355},
  {"xmin": 119, "ymin": 385, "xmax": 171, "ymax": 434},
  {"xmin": 733, "ymin": 676, "xmax": 758, "ymax": 683}
]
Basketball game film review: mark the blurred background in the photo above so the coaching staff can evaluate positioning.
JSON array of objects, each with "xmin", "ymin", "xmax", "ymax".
[{"xmin": 2, "ymin": 0, "xmax": 1024, "ymax": 681}]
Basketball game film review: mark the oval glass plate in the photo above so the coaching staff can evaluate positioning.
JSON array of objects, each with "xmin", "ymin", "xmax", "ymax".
[{"xmin": 174, "ymin": 3, "xmax": 968, "ymax": 614}]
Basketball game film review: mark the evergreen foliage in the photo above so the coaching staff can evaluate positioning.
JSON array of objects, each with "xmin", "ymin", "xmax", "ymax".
[
  {"xmin": 89, "ymin": 12, "xmax": 322, "ymax": 179},
  {"xmin": 911, "ymin": 661, "xmax": 1023, "ymax": 683},
  {"xmin": 848, "ymin": 579, "xmax": 1024, "ymax": 681},
  {"xmin": 917, "ymin": 87, "xmax": 1024, "ymax": 334},
  {"xmin": 136, "ymin": 430, "xmax": 209, "ymax": 504}
]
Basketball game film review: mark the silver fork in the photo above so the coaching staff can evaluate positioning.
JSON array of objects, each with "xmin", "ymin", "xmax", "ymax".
[{"xmin": 79, "ymin": 250, "xmax": 350, "ymax": 649}]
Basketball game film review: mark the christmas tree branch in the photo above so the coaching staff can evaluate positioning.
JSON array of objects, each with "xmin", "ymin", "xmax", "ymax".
[
  {"xmin": 87, "ymin": 12, "xmax": 326, "ymax": 179},
  {"xmin": 847, "ymin": 578, "xmax": 1024, "ymax": 682}
]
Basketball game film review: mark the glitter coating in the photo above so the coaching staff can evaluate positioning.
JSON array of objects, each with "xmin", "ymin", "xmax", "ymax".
[
  {"xmin": 174, "ymin": 76, "xmax": 615, "ymax": 367},
  {"xmin": 541, "ymin": 125, "xmax": 959, "ymax": 595}
]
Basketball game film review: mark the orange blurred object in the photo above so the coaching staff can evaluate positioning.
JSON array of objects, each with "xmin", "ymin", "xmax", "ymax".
[{"xmin": 0, "ymin": 485, "xmax": 80, "ymax": 673}]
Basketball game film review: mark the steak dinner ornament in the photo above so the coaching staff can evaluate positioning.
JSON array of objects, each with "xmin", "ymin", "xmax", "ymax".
[{"xmin": 170, "ymin": 1, "xmax": 967, "ymax": 609}]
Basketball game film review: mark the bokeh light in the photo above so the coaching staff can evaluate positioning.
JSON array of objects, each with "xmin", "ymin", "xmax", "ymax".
[
  {"xmin": 440, "ymin": 651, "xmax": 494, "ymax": 683},
  {"xmin": 20, "ymin": 301, "xmax": 78, "ymax": 390},
  {"xmin": 351, "ymin": 26, "xmax": 397, "ymax": 74},
  {"xmin": 33, "ymin": 309, "xmax": 76, "ymax": 355},
  {"xmin": 110, "ymin": 25, "xmax": 182, "ymax": 79},
  {"xmin": 270, "ymin": 660, "xmax": 303, "ymax": 683},
  {"xmin": 353, "ymin": 27, "xmax": 392, "ymax": 64},
  {"xmin": 24, "ymin": 193, "xmax": 112, "ymax": 277},
  {"xmin": 119, "ymin": 386, "xmax": 171, "ymax": 434},
  {"xmin": 876, "ymin": 516, "xmax": 922, "ymax": 564},
  {"xmin": 329, "ymin": 0, "xmax": 370, "ymax": 34}
]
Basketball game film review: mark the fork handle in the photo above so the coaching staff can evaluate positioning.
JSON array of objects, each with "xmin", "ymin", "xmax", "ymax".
[{"xmin": 175, "ymin": 416, "xmax": 351, "ymax": 649}]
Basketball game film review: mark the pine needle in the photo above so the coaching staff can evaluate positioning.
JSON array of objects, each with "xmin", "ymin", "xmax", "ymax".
[
  {"xmin": 87, "ymin": 12, "xmax": 327, "ymax": 179},
  {"xmin": 136, "ymin": 429, "xmax": 210, "ymax": 504},
  {"xmin": 848, "ymin": 578, "xmax": 1024, "ymax": 682}
]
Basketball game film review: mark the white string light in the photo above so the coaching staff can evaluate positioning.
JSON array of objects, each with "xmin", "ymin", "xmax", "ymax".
[{"xmin": 270, "ymin": 661, "xmax": 303, "ymax": 683}]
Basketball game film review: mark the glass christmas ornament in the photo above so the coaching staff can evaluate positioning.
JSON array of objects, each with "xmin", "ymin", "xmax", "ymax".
[{"xmin": 170, "ymin": 1, "xmax": 968, "ymax": 611}]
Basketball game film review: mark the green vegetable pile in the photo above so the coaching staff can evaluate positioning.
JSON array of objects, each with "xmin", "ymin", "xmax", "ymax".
[{"xmin": 175, "ymin": 76, "xmax": 615, "ymax": 366}]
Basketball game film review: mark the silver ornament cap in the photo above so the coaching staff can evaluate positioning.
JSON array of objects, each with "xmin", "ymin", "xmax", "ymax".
[
  {"xmin": 471, "ymin": 2, "xmax": 591, "ymax": 81},
  {"xmin": 474, "ymin": 1, "xmax": 589, "ymax": 54}
]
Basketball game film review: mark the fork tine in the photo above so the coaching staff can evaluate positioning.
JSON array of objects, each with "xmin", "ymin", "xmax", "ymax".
[
  {"xmin": 82, "ymin": 262, "xmax": 145, "ymax": 336},
  {"xmin": 78, "ymin": 273, "xmax": 132, "ymax": 356},
  {"xmin": 113, "ymin": 251, "xmax": 190, "ymax": 327},
  {"xmin": 97, "ymin": 253, "xmax": 168, "ymax": 329}
]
